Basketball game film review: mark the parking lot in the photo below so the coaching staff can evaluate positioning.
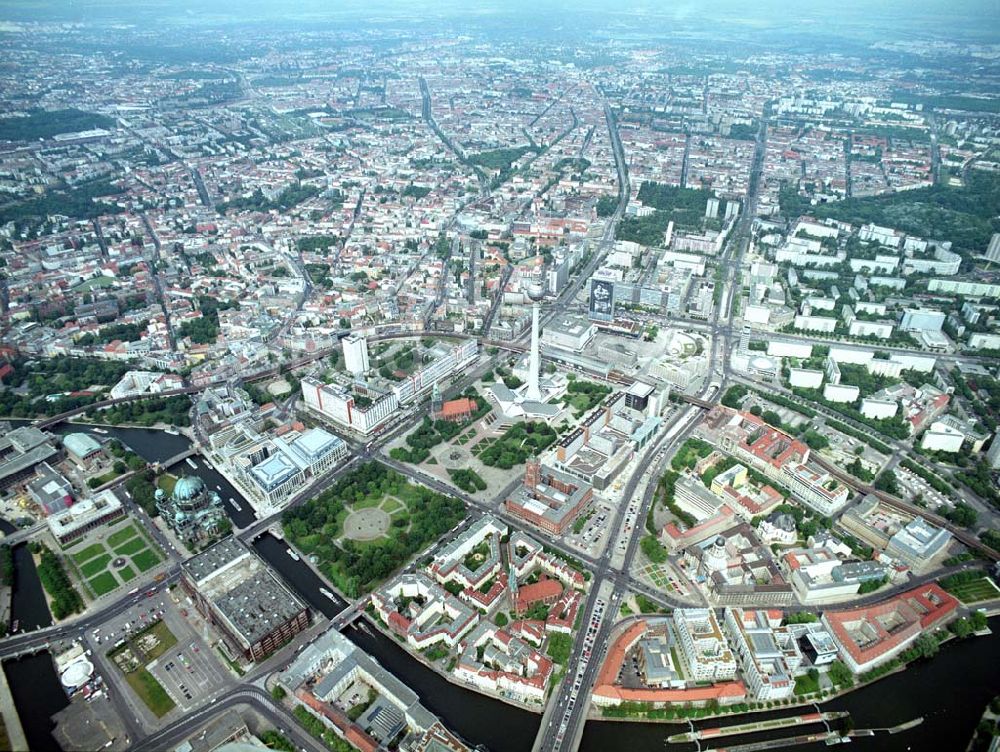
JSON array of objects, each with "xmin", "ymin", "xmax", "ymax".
[
  {"xmin": 564, "ymin": 500, "xmax": 614, "ymax": 557},
  {"xmin": 148, "ymin": 636, "xmax": 231, "ymax": 710},
  {"xmin": 88, "ymin": 587, "xmax": 232, "ymax": 714},
  {"xmin": 896, "ymin": 465, "xmax": 952, "ymax": 511}
]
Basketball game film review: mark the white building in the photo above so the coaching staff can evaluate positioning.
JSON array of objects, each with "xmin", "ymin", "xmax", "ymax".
[
  {"xmin": 767, "ymin": 341, "xmax": 812, "ymax": 358},
  {"xmin": 673, "ymin": 608, "xmax": 737, "ymax": 683},
  {"xmin": 723, "ymin": 608, "xmax": 801, "ymax": 701},
  {"xmin": 900, "ymin": 309, "xmax": 945, "ymax": 333},
  {"xmin": 824, "ymin": 384, "xmax": 860, "ymax": 403},
  {"xmin": 985, "ymin": 233, "xmax": 1000, "ymax": 263},
  {"xmin": 988, "ymin": 433, "xmax": 1000, "ymax": 470},
  {"xmin": 969, "ymin": 333, "xmax": 1000, "ymax": 350},
  {"xmin": 920, "ymin": 420, "xmax": 965, "ymax": 453},
  {"xmin": 781, "ymin": 463, "xmax": 850, "ymax": 516},
  {"xmin": 860, "ymin": 398, "xmax": 898, "ymax": 420},
  {"xmin": 885, "ymin": 518, "xmax": 951, "ymax": 571},
  {"xmin": 788, "ymin": 368, "xmax": 823, "ymax": 389},
  {"xmin": 540, "ymin": 316, "xmax": 597, "ymax": 353},
  {"xmin": 342, "ymin": 333, "xmax": 370, "ymax": 376},
  {"xmin": 794, "ymin": 315, "xmax": 837, "ymax": 333},
  {"xmin": 849, "ymin": 320, "xmax": 894, "ymax": 339},
  {"xmin": 928, "ymin": 279, "xmax": 1000, "ymax": 298},
  {"xmin": 301, "ymin": 379, "xmax": 399, "ymax": 436},
  {"xmin": 109, "ymin": 370, "xmax": 184, "ymax": 399},
  {"xmin": 302, "ymin": 341, "xmax": 478, "ymax": 435},
  {"xmin": 237, "ymin": 427, "xmax": 348, "ymax": 506}
]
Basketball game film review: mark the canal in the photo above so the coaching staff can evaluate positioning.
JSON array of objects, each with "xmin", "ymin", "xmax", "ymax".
[
  {"xmin": 1, "ymin": 515, "xmax": 53, "ymax": 634},
  {"xmin": 9, "ymin": 541, "xmax": 52, "ymax": 632}
]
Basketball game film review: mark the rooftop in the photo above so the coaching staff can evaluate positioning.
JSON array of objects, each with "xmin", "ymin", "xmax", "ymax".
[{"xmin": 182, "ymin": 538, "xmax": 307, "ymax": 645}]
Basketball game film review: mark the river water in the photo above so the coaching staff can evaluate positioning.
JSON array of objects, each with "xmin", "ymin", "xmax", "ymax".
[
  {"xmin": 4, "ymin": 422, "xmax": 999, "ymax": 752},
  {"xmin": 3, "ymin": 652, "xmax": 69, "ymax": 751},
  {"xmin": 581, "ymin": 617, "xmax": 1000, "ymax": 752},
  {"xmin": 8, "ymin": 418, "xmax": 258, "ymax": 528},
  {"xmin": 252, "ymin": 531, "xmax": 346, "ymax": 619}
]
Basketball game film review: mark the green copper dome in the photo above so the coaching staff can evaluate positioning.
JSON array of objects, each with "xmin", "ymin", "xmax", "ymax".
[{"xmin": 173, "ymin": 475, "xmax": 205, "ymax": 501}]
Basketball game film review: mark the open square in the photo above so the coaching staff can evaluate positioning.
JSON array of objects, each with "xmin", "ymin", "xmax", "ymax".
[
  {"xmin": 62, "ymin": 516, "xmax": 164, "ymax": 598},
  {"xmin": 343, "ymin": 508, "xmax": 391, "ymax": 541}
]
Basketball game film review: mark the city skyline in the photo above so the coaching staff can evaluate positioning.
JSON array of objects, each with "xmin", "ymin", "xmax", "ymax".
[{"xmin": 0, "ymin": 7, "xmax": 997, "ymax": 752}]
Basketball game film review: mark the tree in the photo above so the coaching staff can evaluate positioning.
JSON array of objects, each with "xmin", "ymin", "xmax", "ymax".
[
  {"xmin": 827, "ymin": 660, "xmax": 854, "ymax": 689},
  {"xmin": 596, "ymin": 195, "xmax": 617, "ymax": 217},
  {"xmin": 722, "ymin": 385, "xmax": 748, "ymax": 409},
  {"xmin": 911, "ymin": 632, "xmax": 940, "ymax": 659},
  {"xmin": 944, "ymin": 502, "xmax": 977, "ymax": 529},
  {"xmin": 801, "ymin": 429, "xmax": 829, "ymax": 450},
  {"xmin": 951, "ymin": 617, "xmax": 974, "ymax": 639},
  {"xmin": 873, "ymin": 469, "xmax": 899, "ymax": 495}
]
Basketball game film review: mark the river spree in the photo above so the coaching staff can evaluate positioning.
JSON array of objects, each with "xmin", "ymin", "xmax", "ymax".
[
  {"xmin": 3, "ymin": 653, "xmax": 68, "ymax": 751},
  {"xmin": 582, "ymin": 617, "xmax": 1000, "ymax": 752},
  {"xmin": 9, "ymin": 419, "xmax": 258, "ymax": 528},
  {"xmin": 252, "ymin": 531, "xmax": 346, "ymax": 619},
  {"xmin": 345, "ymin": 612, "xmax": 1000, "ymax": 752},
  {"xmin": 345, "ymin": 619, "xmax": 542, "ymax": 752}
]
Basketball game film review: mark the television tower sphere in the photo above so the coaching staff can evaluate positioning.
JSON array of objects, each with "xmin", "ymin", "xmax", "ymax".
[{"xmin": 527, "ymin": 282, "xmax": 545, "ymax": 302}]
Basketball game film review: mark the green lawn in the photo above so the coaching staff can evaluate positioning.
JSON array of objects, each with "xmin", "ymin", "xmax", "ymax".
[
  {"xmin": 91, "ymin": 470, "xmax": 120, "ymax": 486},
  {"xmin": 118, "ymin": 565, "xmax": 136, "ymax": 582},
  {"xmin": 156, "ymin": 475, "xmax": 177, "ymax": 496},
  {"xmin": 353, "ymin": 496, "xmax": 383, "ymax": 511},
  {"xmin": 89, "ymin": 571, "xmax": 119, "ymax": 596},
  {"xmin": 669, "ymin": 647, "xmax": 685, "ymax": 679},
  {"xmin": 132, "ymin": 549, "xmax": 161, "ymax": 572},
  {"xmin": 114, "ymin": 537, "xmax": 146, "ymax": 556},
  {"xmin": 947, "ymin": 577, "xmax": 1000, "ymax": 604},
  {"xmin": 80, "ymin": 554, "xmax": 112, "ymax": 578},
  {"xmin": 124, "ymin": 668, "xmax": 175, "ymax": 717},
  {"xmin": 74, "ymin": 275, "xmax": 116, "ymax": 291},
  {"xmin": 72, "ymin": 543, "xmax": 107, "ymax": 565},
  {"xmin": 108, "ymin": 525, "xmax": 140, "ymax": 548},
  {"xmin": 794, "ymin": 673, "xmax": 820, "ymax": 696}
]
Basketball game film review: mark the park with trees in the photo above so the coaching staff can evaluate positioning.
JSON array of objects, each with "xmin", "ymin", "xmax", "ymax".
[{"xmin": 282, "ymin": 462, "xmax": 466, "ymax": 597}]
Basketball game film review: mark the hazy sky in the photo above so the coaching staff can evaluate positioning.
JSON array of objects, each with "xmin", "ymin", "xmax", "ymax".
[{"xmin": 1, "ymin": 0, "xmax": 997, "ymax": 38}]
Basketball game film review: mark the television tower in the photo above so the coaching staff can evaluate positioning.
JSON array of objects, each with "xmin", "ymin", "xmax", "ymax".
[{"xmin": 525, "ymin": 282, "xmax": 545, "ymax": 402}]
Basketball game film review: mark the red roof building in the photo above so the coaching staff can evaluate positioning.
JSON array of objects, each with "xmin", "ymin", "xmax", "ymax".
[
  {"xmin": 592, "ymin": 619, "xmax": 747, "ymax": 707},
  {"xmin": 514, "ymin": 578, "xmax": 563, "ymax": 616},
  {"xmin": 437, "ymin": 397, "xmax": 477, "ymax": 423},
  {"xmin": 821, "ymin": 583, "xmax": 958, "ymax": 673}
]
